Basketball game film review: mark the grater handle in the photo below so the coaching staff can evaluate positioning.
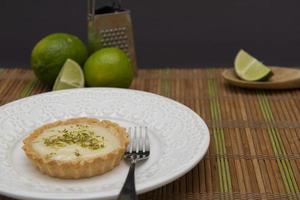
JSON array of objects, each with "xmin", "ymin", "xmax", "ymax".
[
  {"xmin": 113, "ymin": 0, "xmax": 122, "ymax": 11},
  {"xmin": 87, "ymin": 0, "xmax": 96, "ymax": 20}
]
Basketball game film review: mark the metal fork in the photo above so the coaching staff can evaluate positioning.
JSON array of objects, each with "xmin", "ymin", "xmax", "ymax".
[{"xmin": 117, "ymin": 127, "xmax": 150, "ymax": 200}]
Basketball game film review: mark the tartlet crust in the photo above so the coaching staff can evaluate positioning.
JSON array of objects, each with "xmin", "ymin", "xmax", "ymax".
[{"xmin": 22, "ymin": 117, "xmax": 129, "ymax": 179}]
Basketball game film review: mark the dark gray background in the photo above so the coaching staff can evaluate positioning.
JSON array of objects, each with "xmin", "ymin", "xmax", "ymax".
[{"xmin": 1, "ymin": 0, "xmax": 300, "ymax": 68}]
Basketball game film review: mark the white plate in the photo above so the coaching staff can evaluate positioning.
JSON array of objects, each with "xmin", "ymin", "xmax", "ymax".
[{"xmin": 0, "ymin": 88, "xmax": 209, "ymax": 200}]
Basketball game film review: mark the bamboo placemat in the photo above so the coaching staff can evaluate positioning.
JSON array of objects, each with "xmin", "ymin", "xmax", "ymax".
[{"xmin": 0, "ymin": 68, "xmax": 299, "ymax": 200}]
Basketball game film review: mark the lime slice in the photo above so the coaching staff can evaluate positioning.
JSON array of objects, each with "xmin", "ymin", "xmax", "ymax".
[
  {"xmin": 234, "ymin": 49, "xmax": 271, "ymax": 81},
  {"xmin": 52, "ymin": 59, "xmax": 84, "ymax": 91}
]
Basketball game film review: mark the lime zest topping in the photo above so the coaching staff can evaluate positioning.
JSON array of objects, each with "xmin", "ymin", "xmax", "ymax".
[
  {"xmin": 74, "ymin": 149, "xmax": 81, "ymax": 157},
  {"xmin": 44, "ymin": 125, "xmax": 105, "ymax": 150},
  {"xmin": 46, "ymin": 152, "xmax": 56, "ymax": 159}
]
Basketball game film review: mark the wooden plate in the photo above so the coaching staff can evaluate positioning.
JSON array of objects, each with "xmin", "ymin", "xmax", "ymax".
[{"xmin": 222, "ymin": 67, "xmax": 300, "ymax": 89}]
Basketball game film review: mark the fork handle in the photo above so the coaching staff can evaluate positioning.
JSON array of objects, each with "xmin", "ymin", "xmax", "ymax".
[{"xmin": 117, "ymin": 161, "xmax": 138, "ymax": 200}]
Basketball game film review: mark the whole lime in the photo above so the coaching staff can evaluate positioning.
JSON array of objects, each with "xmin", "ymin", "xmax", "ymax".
[
  {"xmin": 31, "ymin": 33, "xmax": 88, "ymax": 85},
  {"xmin": 83, "ymin": 48, "xmax": 134, "ymax": 88}
]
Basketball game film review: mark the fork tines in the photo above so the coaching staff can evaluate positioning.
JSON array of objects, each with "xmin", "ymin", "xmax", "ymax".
[{"xmin": 126, "ymin": 126, "xmax": 150, "ymax": 160}]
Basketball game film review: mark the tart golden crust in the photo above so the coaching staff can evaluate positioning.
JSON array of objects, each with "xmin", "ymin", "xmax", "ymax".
[{"xmin": 23, "ymin": 117, "xmax": 129, "ymax": 179}]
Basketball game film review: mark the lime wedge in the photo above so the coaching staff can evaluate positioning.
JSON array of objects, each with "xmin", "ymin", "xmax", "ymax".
[
  {"xmin": 234, "ymin": 49, "xmax": 271, "ymax": 81},
  {"xmin": 52, "ymin": 59, "xmax": 84, "ymax": 91}
]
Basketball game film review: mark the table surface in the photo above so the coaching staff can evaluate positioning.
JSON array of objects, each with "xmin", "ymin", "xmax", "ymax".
[{"xmin": 0, "ymin": 68, "xmax": 299, "ymax": 200}]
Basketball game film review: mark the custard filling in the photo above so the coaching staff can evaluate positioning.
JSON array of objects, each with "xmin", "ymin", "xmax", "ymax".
[{"xmin": 32, "ymin": 124, "xmax": 120, "ymax": 161}]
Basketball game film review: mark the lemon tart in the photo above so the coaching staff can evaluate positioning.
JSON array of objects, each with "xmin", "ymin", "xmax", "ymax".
[{"xmin": 23, "ymin": 117, "xmax": 129, "ymax": 179}]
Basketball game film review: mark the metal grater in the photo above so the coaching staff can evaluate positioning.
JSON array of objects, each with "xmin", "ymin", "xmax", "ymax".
[
  {"xmin": 88, "ymin": 1, "xmax": 137, "ymax": 73},
  {"xmin": 100, "ymin": 27, "xmax": 128, "ymax": 50}
]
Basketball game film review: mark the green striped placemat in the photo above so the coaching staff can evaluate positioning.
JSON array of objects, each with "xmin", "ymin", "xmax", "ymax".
[{"xmin": 0, "ymin": 68, "xmax": 299, "ymax": 200}]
